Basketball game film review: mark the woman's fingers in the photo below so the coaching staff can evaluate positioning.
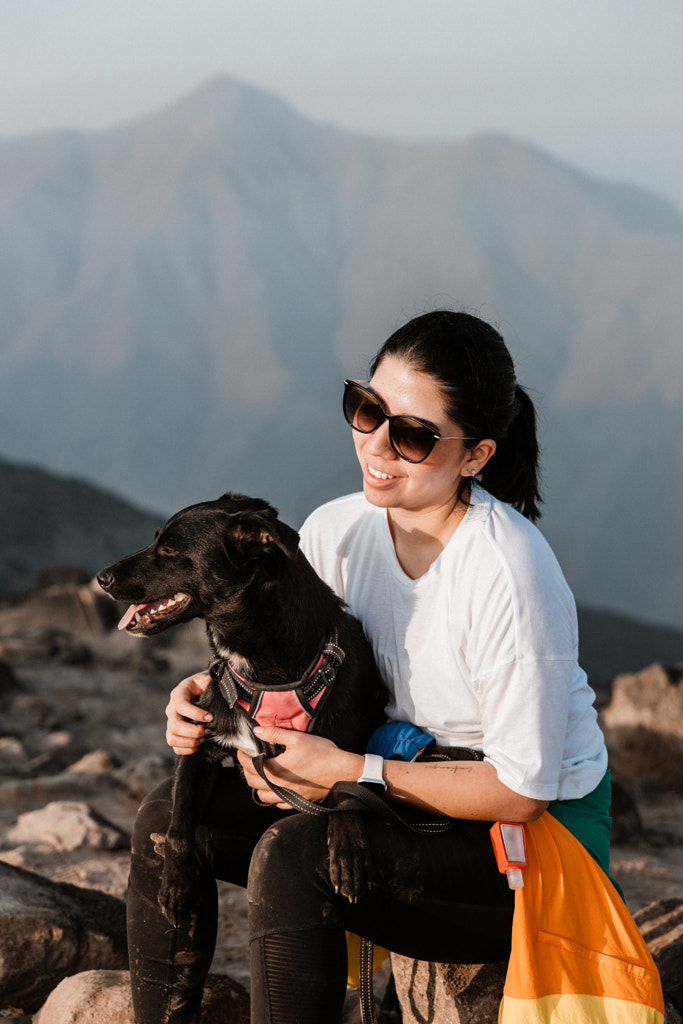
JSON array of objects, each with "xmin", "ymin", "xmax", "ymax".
[{"xmin": 165, "ymin": 670, "xmax": 213, "ymax": 754}]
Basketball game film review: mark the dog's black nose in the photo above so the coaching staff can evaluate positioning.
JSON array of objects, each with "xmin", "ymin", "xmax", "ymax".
[{"xmin": 97, "ymin": 570, "xmax": 114, "ymax": 592}]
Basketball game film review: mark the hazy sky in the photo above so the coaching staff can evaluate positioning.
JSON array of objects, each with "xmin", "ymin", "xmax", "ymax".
[{"xmin": 2, "ymin": 0, "xmax": 682, "ymax": 210}]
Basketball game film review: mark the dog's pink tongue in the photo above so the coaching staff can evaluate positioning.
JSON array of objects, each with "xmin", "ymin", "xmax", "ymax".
[{"xmin": 118, "ymin": 603, "xmax": 146, "ymax": 631}]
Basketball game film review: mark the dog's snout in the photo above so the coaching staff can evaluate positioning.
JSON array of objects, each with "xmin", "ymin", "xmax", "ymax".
[{"xmin": 97, "ymin": 569, "xmax": 115, "ymax": 592}]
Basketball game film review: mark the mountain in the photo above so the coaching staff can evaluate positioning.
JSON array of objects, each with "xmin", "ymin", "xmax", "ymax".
[
  {"xmin": 0, "ymin": 456, "xmax": 161, "ymax": 602},
  {"xmin": 1, "ymin": 77, "xmax": 682, "ymax": 626}
]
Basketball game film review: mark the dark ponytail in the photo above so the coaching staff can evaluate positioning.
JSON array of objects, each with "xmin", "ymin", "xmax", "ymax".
[
  {"xmin": 478, "ymin": 384, "xmax": 542, "ymax": 521},
  {"xmin": 370, "ymin": 310, "xmax": 543, "ymax": 521}
]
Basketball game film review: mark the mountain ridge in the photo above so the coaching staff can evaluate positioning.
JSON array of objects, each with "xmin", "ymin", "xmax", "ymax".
[
  {"xmin": 0, "ymin": 455, "xmax": 162, "ymax": 603},
  {"xmin": 0, "ymin": 76, "xmax": 681, "ymax": 625}
]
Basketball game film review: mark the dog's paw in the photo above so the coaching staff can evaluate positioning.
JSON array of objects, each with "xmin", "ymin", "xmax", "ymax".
[
  {"xmin": 158, "ymin": 866, "xmax": 198, "ymax": 927},
  {"xmin": 327, "ymin": 814, "xmax": 374, "ymax": 904}
]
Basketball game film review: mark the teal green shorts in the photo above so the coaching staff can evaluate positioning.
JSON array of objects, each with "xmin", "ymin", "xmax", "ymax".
[{"xmin": 548, "ymin": 770, "xmax": 623, "ymax": 897}]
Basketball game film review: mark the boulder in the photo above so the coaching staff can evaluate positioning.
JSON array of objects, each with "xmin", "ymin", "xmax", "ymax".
[
  {"xmin": 600, "ymin": 663, "xmax": 683, "ymax": 788},
  {"xmin": 609, "ymin": 779, "xmax": 645, "ymax": 843},
  {"xmin": 390, "ymin": 955, "xmax": 506, "ymax": 1024},
  {"xmin": 0, "ymin": 770, "xmax": 129, "ymax": 816},
  {"xmin": 0, "ymin": 625, "xmax": 93, "ymax": 665},
  {"xmin": 0, "ymin": 861, "xmax": 127, "ymax": 1012},
  {"xmin": 33, "ymin": 969, "xmax": 250, "ymax": 1024},
  {"xmin": 635, "ymin": 899, "xmax": 683, "ymax": 1017},
  {"xmin": 117, "ymin": 752, "xmax": 174, "ymax": 800},
  {"xmin": 68, "ymin": 749, "xmax": 120, "ymax": 774},
  {"xmin": 0, "ymin": 657, "xmax": 23, "ymax": 706},
  {"xmin": 0, "ymin": 575, "xmax": 115, "ymax": 638},
  {"xmin": 7, "ymin": 800, "xmax": 129, "ymax": 852}
]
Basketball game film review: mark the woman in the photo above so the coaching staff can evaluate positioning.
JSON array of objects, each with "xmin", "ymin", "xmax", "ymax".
[{"xmin": 128, "ymin": 310, "xmax": 611, "ymax": 1024}]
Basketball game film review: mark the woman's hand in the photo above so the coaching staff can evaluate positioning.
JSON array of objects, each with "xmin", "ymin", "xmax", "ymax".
[
  {"xmin": 237, "ymin": 727, "xmax": 363, "ymax": 810},
  {"xmin": 165, "ymin": 671, "xmax": 213, "ymax": 755}
]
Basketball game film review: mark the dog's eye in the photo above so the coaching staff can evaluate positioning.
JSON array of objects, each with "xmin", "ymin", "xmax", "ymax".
[{"xmin": 157, "ymin": 542, "xmax": 178, "ymax": 558}]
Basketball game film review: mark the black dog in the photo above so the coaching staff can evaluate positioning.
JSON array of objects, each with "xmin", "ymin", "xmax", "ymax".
[{"xmin": 98, "ymin": 493, "xmax": 387, "ymax": 924}]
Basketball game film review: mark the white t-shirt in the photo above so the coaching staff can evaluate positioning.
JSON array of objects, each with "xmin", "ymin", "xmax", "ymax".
[{"xmin": 300, "ymin": 486, "xmax": 607, "ymax": 802}]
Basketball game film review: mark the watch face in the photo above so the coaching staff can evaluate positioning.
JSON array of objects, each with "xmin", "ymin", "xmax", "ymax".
[{"xmin": 358, "ymin": 779, "xmax": 385, "ymax": 797}]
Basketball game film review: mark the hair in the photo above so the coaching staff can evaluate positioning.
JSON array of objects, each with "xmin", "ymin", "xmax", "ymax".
[{"xmin": 369, "ymin": 310, "xmax": 543, "ymax": 521}]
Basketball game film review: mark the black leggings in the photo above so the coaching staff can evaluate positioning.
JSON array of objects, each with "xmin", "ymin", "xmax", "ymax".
[{"xmin": 127, "ymin": 765, "xmax": 514, "ymax": 1024}]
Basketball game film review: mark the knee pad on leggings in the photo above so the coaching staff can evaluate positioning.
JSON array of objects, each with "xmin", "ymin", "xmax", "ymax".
[{"xmin": 247, "ymin": 814, "xmax": 339, "ymax": 937}]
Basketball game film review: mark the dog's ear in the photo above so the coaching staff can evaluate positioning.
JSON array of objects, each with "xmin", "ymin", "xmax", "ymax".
[{"xmin": 230, "ymin": 513, "xmax": 300, "ymax": 561}]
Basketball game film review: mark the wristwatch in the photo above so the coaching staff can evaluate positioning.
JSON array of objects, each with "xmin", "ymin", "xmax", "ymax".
[{"xmin": 356, "ymin": 753, "xmax": 386, "ymax": 796}]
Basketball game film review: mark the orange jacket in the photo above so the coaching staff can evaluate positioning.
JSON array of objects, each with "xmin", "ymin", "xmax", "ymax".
[{"xmin": 501, "ymin": 812, "xmax": 665, "ymax": 1023}]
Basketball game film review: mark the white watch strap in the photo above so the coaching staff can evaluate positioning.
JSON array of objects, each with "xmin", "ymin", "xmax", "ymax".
[{"xmin": 357, "ymin": 752, "xmax": 386, "ymax": 790}]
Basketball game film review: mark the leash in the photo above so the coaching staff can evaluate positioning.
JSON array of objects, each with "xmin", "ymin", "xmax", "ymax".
[
  {"xmin": 251, "ymin": 757, "xmax": 452, "ymax": 1024},
  {"xmin": 251, "ymin": 754, "xmax": 452, "ymax": 834},
  {"xmin": 216, "ymin": 636, "xmax": 457, "ymax": 1023},
  {"xmin": 213, "ymin": 634, "xmax": 386, "ymax": 1016}
]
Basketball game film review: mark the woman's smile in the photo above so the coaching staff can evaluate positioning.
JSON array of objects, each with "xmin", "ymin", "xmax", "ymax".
[{"xmin": 366, "ymin": 463, "xmax": 399, "ymax": 482}]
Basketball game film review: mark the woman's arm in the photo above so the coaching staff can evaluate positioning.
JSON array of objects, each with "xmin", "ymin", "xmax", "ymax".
[
  {"xmin": 237, "ymin": 725, "xmax": 548, "ymax": 821},
  {"xmin": 380, "ymin": 755, "xmax": 547, "ymax": 821}
]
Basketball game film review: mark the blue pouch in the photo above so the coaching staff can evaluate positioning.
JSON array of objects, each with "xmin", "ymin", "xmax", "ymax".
[{"xmin": 366, "ymin": 721, "xmax": 434, "ymax": 762}]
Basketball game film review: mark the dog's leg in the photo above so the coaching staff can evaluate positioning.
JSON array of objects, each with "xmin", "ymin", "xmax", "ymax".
[{"xmin": 156, "ymin": 753, "xmax": 208, "ymax": 926}]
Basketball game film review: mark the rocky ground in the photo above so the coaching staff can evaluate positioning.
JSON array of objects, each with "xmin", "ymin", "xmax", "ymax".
[{"xmin": 0, "ymin": 576, "xmax": 682, "ymax": 1021}]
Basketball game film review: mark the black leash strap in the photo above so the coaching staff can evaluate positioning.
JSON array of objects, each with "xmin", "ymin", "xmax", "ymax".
[
  {"xmin": 251, "ymin": 744, "xmax": 484, "ymax": 1021},
  {"xmin": 250, "ymin": 757, "xmax": 453, "ymax": 1024},
  {"xmin": 251, "ymin": 755, "xmax": 452, "ymax": 834},
  {"xmin": 360, "ymin": 936, "xmax": 378, "ymax": 1024}
]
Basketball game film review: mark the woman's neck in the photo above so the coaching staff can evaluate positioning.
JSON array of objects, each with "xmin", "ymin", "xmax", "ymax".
[{"xmin": 386, "ymin": 497, "xmax": 469, "ymax": 579}]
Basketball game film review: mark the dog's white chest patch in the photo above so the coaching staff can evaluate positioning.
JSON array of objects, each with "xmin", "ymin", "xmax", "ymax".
[{"xmin": 212, "ymin": 715, "xmax": 261, "ymax": 758}]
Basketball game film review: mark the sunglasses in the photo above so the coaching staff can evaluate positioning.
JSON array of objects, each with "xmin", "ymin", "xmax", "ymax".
[{"xmin": 343, "ymin": 380, "xmax": 477, "ymax": 464}]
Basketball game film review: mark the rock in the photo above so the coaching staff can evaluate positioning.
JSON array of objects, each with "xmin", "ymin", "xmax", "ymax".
[
  {"xmin": 0, "ymin": 625, "xmax": 93, "ymax": 665},
  {"xmin": 67, "ymin": 750, "xmax": 120, "ymax": 774},
  {"xmin": 117, "ymin": 752, "xmax": 174, "ymax": 800},
  {"xmin": 0, "ymin": 657, "xmax": 23, "ymax": 705},
  {"xmin": 390, "ymin": 955, "xmax": 507, "ymax": 1024},
  {"xmin": 0, "ymin": 731, "xmax": 95, "ymax": 783},
  {"xmin": 7, "ymin": 801, "xmax": 129, "ymax": 852},
  {"xmin": 664, "ymin": 1000, "xmax": 683, "ymax": 1024},
  {"xmin": 0, "ymin": 861, "xmax": 127, "ymax": 1012},
  {"xmin": 0, "ymin": 575, "xmax": 115, "ymax": 638},
  {"xmin": 0, "ymin": 736, "xmax": 27, "ymax": 764},
  {"xmin": 0, "ymin": 770, "xmax": 129, "ymax": 816},
  {"xmin": 32, "ymin": 969, "xmax": 250, "ymax": 1024},
  {"xmin": 610, "ymin": 779, "xmax": 645, "ymax": 843},
  {"xmin": 635, "ymin": 899, "xmax": 683, "ymax": 1016},
  {"xmin": 18, "ymin": 732, "xmax": 89, "ymax": 779},
  {"xmin": 600, "ymin": 663, "xmax": 683, "ymax": 788},
  {"xmin": 6, "ymin": 692, "xmax": 63, "ymax": 733}
]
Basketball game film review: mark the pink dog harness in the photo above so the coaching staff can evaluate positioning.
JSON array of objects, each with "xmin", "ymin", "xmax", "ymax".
[{"xmin": 212, "ymin": 632, "xmax": 345, "ymax": 734}]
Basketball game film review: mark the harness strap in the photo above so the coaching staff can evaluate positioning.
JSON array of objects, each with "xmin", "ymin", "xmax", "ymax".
[{"xmin": 213, "ymin": 631, "xmax": 345, "ymax": 729}]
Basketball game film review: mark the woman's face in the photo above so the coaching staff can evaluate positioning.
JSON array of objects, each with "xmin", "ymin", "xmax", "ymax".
[{"xmin": 352, "ymin": 354, "xmax": 486, "ymax": 516}]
